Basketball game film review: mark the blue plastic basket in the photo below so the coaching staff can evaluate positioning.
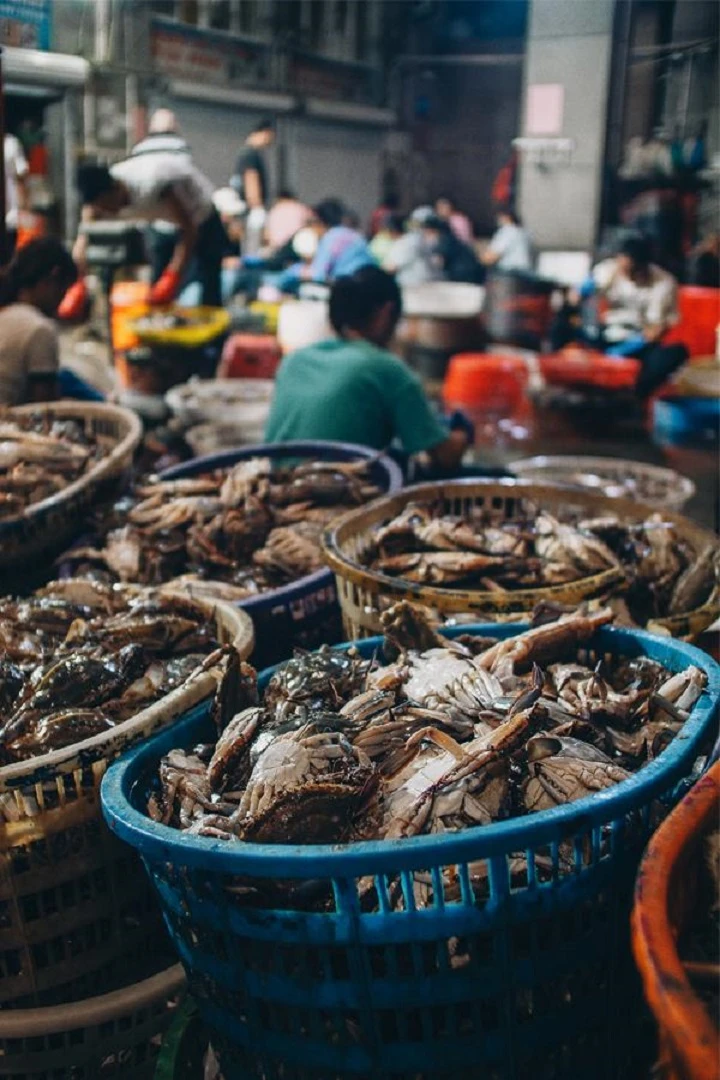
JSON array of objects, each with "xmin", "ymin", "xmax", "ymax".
[
  {"xmin": 102, "ymin": 625, "xmax": 720, "ymax": 1080},
  {"xmin": 161, "ymin": 441, "xmax": 403, "ymax": 667}
]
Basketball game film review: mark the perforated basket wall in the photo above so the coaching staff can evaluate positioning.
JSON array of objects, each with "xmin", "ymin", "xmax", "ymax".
[
  {"xmin": 0, "ymin": 601, "xmax": 252, "ymax": 1007},
  {"xmin": 101, "ymin": 626, "xmax": 720, "ymax": 1080},
  {"xmin": 321, "ymin": 479, "xmax": 719, "ymax": 641},
  {"xmin": 0, "ymin": 402, "xmax": 142, "ymax": 571},
  {"xmin": 0, "ymin": 964, "xmax": 185, "ymax": 1079}
]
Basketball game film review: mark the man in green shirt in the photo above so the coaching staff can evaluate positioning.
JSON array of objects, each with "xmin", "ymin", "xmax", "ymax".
[{"xmin": 265, "ymin": 267, "xmax": 469, "ymax": 470}]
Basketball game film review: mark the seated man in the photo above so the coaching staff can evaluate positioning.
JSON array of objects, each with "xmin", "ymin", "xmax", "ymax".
[
  {"xmin": 265, "ymin": 267, "xmax": 469, "ymax": 471},
  {"xmin": 551, "ymin": 234, "xmax": 688, "ymax": 398}
]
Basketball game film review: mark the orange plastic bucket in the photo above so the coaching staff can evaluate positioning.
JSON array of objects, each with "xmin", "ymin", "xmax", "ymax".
[
  {"xmin": 111, "ymin": 281, "xmax": 150, "ymax": 353},
  {"xmin": 442, "ymin": 352, "xmax": 527, "ymax": 413},
  {"xmin": 632, "ymin": 761, "xmax": 720, "ymax": 1080},
  {"xmin": 664, "ymin": 286, "xmax": 720, "ymax": 360}
]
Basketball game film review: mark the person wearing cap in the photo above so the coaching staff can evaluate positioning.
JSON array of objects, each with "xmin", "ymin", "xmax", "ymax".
[
  {"xmin": 130, "ymin": 109, "xmax": 190, "ymax": 160},
  {"xmin": 384, "ymin": 206, "xmax": 438, "ymax": 286},
  {"xmin": 73, "ymin": 157, "xmax": 229, "ymax": 307},
  {"xmin": 232, "ymin": 119, "xmax": 275, "ymax": 256}
]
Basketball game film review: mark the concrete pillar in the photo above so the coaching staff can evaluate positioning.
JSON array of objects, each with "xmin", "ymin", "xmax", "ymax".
[{"xmin": 519, "ymin": 0, "xmax": 616, "ymax": 252}]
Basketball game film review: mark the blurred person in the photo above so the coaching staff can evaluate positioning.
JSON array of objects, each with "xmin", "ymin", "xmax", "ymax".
[
  {"xmin": 384, "ymin": 206, "xmax": 437, "ymax": 286},
  {"xmin": 423, "ymin": 216, "xmax": 481, "ymax": 283},
  {"xmin": 75, "ymin": 159, "xmax": 228, "ymax": 307},
  {"xmin": 232, "ymin": 118, "xmax": 275, "ymax": 255},
  {"xmin": 551, "ymin": 234, "xmax": 688, "ymax": 398},
  {"xmin": 130, "ymin": 110, "xmax": 193, "ymax": 302},
  {"xmin": 435, "ymin": 195, "xmax": 474, "ymax": 246},
  {"xmin": 481, "ymin": 205, "xmax": 533, "ymax": 272},
  {"xmin": 265, "ymin": 189, "xmax": 310, "ymax": 251},
  {"xmin": 4, "ymin": 133, "xmax": 29, "ymax": 256},
  {"xmin": 130, "ymin": 109, "xmax": 190, "ymax": 159},
  {"xmin": 308, "ymin": 200, "xmax": 376, "ymax": 282},
  {"xmin": 687, "ymin": 233, "xmax": 720, "ymax": 288},
  {"xmin": 370, "ymin": 213, "xmax": 404, "ymax": 265},
  {"xmin": 368, "ymin": 192, "xmax": 400, "ymax": 238},
  {"xmin": 265, "ymin": 266, "xmax": 469, "ymax": 470},
  {"xmin": 0, "ymin": 238, "xmax": 101, "ymax": 404}
]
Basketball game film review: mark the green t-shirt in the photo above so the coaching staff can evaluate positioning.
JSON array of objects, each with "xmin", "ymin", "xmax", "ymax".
[{"xmin": 264, "ymin": 338, "xmax": 448, "ymax": 453}]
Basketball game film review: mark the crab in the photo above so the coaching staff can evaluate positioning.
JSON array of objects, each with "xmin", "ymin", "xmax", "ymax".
[
  {"xmin": 264, "ymin": 645, "xmax": 369, "ymax": 722},
  {"xmin": 523, "ymin": 734, "xmax": 631, "ymax": 812},
  {"xmin": 477, "ymin": 607, "xmax": 614, "ymax": 677},
  {"xmin": 383, "ymin": 703, "xmax": 543, "ymax": 839},
  {"xmin": 234, "ymin": 726, "xmax": 378, "ymax": 843}
]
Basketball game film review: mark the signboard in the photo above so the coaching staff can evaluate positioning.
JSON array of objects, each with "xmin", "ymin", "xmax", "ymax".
[
  {"xmin": 288, "ymin": 52, "xmax": 373, "ymax": 103},
  {"xmin": 0, "ymin": 0, "xmax": 51, "ymax": 50},
  {"xmin": 151, "ymin": 16, "xmax": 269, "ymax": 88}
]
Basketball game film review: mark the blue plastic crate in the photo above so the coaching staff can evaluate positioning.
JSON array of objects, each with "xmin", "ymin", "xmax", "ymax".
[
  {"xmin": 160, "ymin": 441, "xmax": 403, "ymax": 668},
  {"xmin": 102, "ymin": 625, "xmax": 720, "ymax": 1080}
]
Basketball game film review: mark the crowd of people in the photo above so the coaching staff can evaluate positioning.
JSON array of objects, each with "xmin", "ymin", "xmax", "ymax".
[{"xmin": 0, "ymin": 108, "xmax": 709, "ymax": 443}]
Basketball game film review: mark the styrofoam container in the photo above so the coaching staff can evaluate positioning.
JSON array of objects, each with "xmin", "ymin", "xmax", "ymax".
[{"xmin": 165, "ymin": 378, "xmax": 274, "ymax": 429}]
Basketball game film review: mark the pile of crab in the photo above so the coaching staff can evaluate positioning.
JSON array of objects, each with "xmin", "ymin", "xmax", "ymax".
[
  {"xmin": 63, "ymin": 457, "xmax": 383, "ymax": 601},
  {"xmin": 148, "ymin": 601, "xmax": 706, "ymax": 851},
  {"xmin": 361, "ymin": 501, "xmax": 719, "ymax": 625},
  {"xmin": 0, "ymin": 412, "xmax": 105, "ymax": 519},
  {"xmin": 0, "ymin": 579, "xmax": 225, "ymax": 779}
]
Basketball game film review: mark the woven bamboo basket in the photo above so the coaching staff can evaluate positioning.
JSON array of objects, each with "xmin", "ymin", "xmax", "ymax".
[
  {"xmin": 0, "ymin": 402, "xmax": 142, "ymax": 569},
  {"xmin": 321, "ymin": 478, "xmax": 719, "ymax": 640},
  {"xmin": 0, "ymin": 599, "xmax": 252, "ymax": 1008},
  {"xmin": 632, "ymin": 761, "xmax": 720, "ymax": 1080},
  {"xmin": 0, "ymin": 963, "xmax": 186, "ymax": 1079}
]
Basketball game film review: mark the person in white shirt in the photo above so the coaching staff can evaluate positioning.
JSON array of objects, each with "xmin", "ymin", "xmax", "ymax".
[
  {"xmin": 4, "ymin": 133, "xmax": 29, "ymax": 254},
  {"xmin": 74, "ymin": 158, "xmax": 228, "ymax": 306},
  {"xmin": 551, "ymin": 235, "xmax": 688, "ymax": 398},
  {"xmin": 481, "ymin": 205, "xmax": 533, "ymax": 273}
]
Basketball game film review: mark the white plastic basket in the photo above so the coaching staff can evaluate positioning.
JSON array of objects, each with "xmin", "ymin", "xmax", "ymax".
[{"xmin": 510, "ymin": 455, "xmax": 696, "ymax": 511}]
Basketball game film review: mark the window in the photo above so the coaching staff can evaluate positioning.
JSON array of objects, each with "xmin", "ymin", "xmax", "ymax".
[
  {"xmin": 356, "ymin": 0, "xmax": 368, "ymax": 59},
  {"xmin": 209, "ymin": 0, "xmax": 231, "ymax": 30},
  {"xmin": 177, "ymin": 0, "xmax": 200, "ymax": 24},
  {"xmin": 334, "ymin": 0, "xmax": 348, "ymax": 34}
]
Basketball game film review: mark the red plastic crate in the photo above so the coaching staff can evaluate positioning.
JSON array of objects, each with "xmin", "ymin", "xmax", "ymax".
[
  {"xmin": 218, "ymin": 334, "xmax": 281, "ymax": 379},
  {"xmin": 540, "ymin": 347, "xmax": 641, "ymax": 391}
]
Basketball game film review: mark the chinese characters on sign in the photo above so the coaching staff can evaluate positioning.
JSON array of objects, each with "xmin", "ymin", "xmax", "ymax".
[{"xmin": 0, "ymin": 0, "xmax": 51, "ymax": 50}]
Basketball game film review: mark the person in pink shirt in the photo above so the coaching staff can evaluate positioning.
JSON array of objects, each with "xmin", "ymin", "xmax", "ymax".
[
  {"xmin": 265, "ymin": 190, "xmax": 311, "ymax": 251},
  {"xmin": 435, "ymin": 195, "xmax": 474, "ymax": 246}
]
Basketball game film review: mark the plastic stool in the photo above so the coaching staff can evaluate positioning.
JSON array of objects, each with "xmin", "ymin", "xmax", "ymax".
[{"xmin": 218, "ymin": 333, "xmax": 282, "ymax": 379}]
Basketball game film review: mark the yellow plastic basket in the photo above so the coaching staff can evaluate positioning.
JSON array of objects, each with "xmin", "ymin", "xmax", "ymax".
[{"xmin": 131, "ymin": 306, "xmax": 231, "ymax": 349}]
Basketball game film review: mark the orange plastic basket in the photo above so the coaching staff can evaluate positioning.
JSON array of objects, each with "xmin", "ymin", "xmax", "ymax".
[
  {"xmin": 540, "ymin": 347, "xmax": 641, "ymax": 391},
  {"xmin": 632, "ymin": 761, "xmax": 720, "ymax": 1080}
]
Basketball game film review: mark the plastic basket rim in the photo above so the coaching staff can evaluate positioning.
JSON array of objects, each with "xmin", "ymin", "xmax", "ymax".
[
  {"xmin": 320, "ymin": 477, "xmax": 667, "ymax": 607},
  {"xmin": 0, "ymin": 963, "xmax": 185, "ymax": 1038},
  {"xmin": 0, "ymin": 401, "xmax": 142, "ymax": 536},
  {"xmin": 0, "ymin": 598, "xmax": 253, "ymax": 790},
  {"xmin": 101, "ymin": 622, "xmax": 720, "ymax": 877},
  {"xmin": 159, "ymin": 440, "xmax": 404, "ymax": 613},
  {"xmin": 509, "ymin": 455, "xmax": 697, "ymax": 502}
]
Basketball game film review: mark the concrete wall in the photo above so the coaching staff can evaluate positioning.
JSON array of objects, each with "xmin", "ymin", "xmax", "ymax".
[{"xmin": 519, "ymin": 0, "xmax": 616, "ymax": 251}]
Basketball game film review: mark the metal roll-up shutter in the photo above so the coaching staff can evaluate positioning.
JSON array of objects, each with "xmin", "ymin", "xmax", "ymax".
[{"xmin": 286, "ymin": 118, "xmax": 382, "ymax": 226}]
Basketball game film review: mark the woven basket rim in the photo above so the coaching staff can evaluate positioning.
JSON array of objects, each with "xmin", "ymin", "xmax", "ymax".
[
  {"xmin": 321, "ymin": 478, "xmax": 659, "ymax": 606},
  {"xmin": 0, "ymin": 402, "xmax": 143, "ymax": 532},
  {"xmin": 0, "ymin": 598, "xmax": 253, "ymax": 789},
  {"xmin": 0, "ymin": 963, "xmax": 185, "ymax": 1037}
]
